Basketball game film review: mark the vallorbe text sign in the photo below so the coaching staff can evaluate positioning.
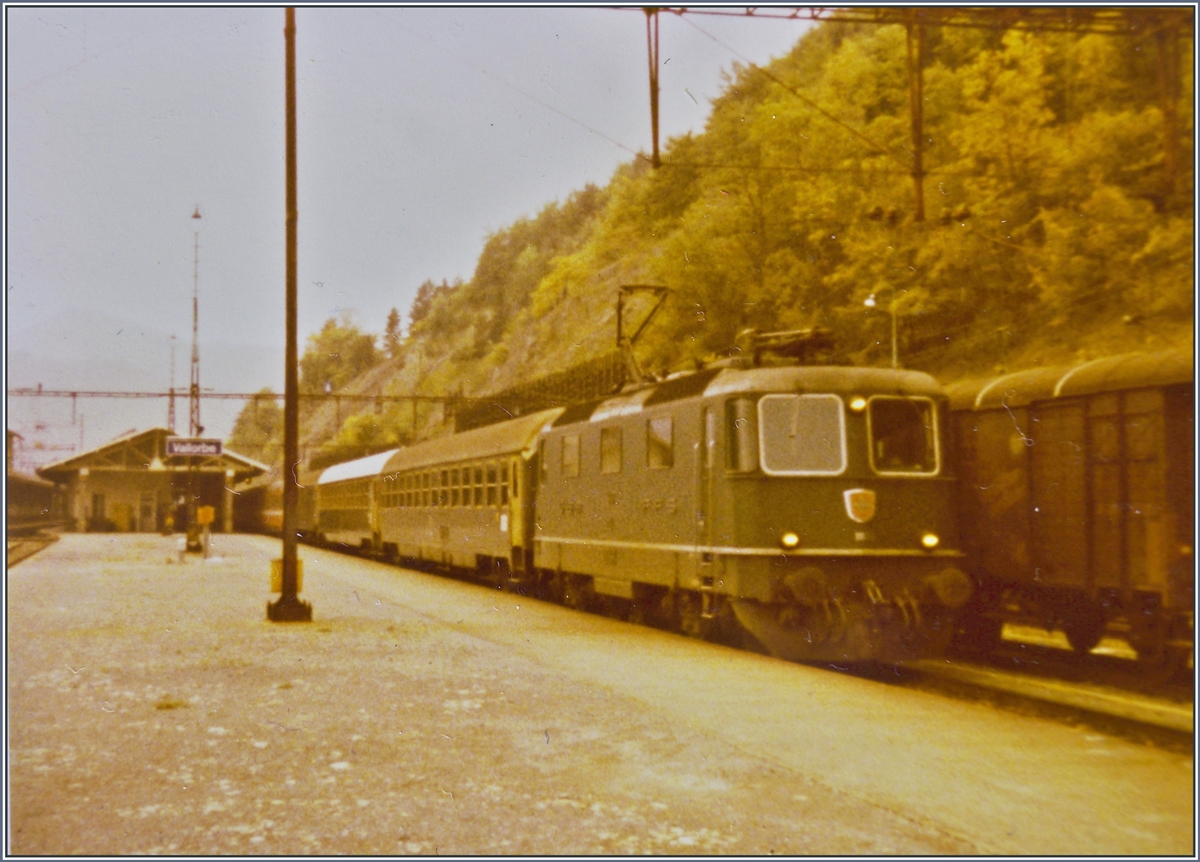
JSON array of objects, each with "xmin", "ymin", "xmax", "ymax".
[{"xmin": 166, "ymin": 438, "xmax": 223, "ymax": 457}]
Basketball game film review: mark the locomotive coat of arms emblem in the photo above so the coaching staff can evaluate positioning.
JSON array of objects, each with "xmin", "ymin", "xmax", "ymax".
[{"xmin": 843, "ymin": 488, "xmax": 876, "ymax": 523}]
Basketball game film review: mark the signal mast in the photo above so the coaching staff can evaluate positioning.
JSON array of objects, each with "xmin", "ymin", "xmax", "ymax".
[{"xmin": 189, "ymin": 206, "xmax": 203, "ymax": 437}]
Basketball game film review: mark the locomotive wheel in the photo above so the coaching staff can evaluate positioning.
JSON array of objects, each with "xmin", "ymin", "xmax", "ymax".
[
  {"xmin": 561, "ymin": 574, "xmax": 594, "ymax": 613},
  {"xmin": 1061, "ymin": 603, "xmax": 1106, "ymax": 655},
  {"xmin": 675, "ymin": 592, "xmax": 712, "ymax": 640},
  {"xmin": 628, "ymin": 586, "xmax": 669, "ymax": 629}
]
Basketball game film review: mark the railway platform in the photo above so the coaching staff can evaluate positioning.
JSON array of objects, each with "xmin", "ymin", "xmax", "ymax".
[{"xmin": 7, "ymin": 534, "xmax": 1195, "ymax": 855}]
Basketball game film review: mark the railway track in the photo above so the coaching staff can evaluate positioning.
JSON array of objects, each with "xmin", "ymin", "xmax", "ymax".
[
  {"xmin": 7, "ymin": 533, "xmax": 59, "ymax": 568},
  {"xmin": 901, "ymin": 658, "xmax": 1192, "ymax": 736},
  {"xmin": 304, "ymin": 539, "xmax": 1195, "ymax": 742}
]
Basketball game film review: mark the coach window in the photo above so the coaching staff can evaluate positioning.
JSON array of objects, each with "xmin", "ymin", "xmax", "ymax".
[
  {"xmin": 501, "ymin": 462, "xmax": 510, "ymax": 504},
  {"xmin": 474, "ymin": 465, "xmax": 484, "ymax": 506},
  {"xmin": 487, "ymin": 464, "xmax": 498, "ymax": 506},
  {"xmin": 727, "ymin": 398, "xmax": 759, "ymax": 472},
  {"xmin": 647, "ymin": 415, "xmax": 673, "ymax": 469},
  {"xmin": 601, "ymin": 426, "xmax": 622, "ymax": 474},
  {"xmin": 562, "ymin": 435, "xmax": 580, "ymax": 478}
]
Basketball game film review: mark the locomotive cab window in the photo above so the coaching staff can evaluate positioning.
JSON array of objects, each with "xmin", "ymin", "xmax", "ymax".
[
  {"xmin": 727, "ymin": 398, "xmax": 759, "ymax": 473},
  {"xmin": 758, "ymin": 394, "xmax": 846, "ymax": 475},
  {"xmin": 868, "ymin": 396, "xmax": 939, "ymax": 475}
]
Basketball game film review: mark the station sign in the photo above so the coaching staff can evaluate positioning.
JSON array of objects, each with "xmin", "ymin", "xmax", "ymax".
[{"xmin": 166, "ymin": 437, "xmax": 223, "ymax": 456}]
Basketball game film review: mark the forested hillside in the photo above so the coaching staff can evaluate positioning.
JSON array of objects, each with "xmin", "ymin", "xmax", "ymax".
[{"xmin": 230, "ymin": 18, "xmax": 1194, "ymax": 470}]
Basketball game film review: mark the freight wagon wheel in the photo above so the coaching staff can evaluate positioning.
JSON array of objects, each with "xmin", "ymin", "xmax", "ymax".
[
  {"xmin": 952, "ymin": 611, "xmax": 1004, "ymax": 656},
  {"xmin": 1131, "ymin": 616, "xmax": 1191, "ymax": 681},
  {"xmin": 1061, "ymin": 604, "xmax": 1106, "ymax": 655}
]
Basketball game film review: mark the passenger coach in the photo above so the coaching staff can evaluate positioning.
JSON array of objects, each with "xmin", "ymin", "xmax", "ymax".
[{"xmin": 377, "ymin": 408, "xmax": 563, "ymax": 578}]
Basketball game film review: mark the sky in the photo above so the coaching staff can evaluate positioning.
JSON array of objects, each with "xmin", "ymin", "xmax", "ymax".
[{"xmin": 5, "ymin": 4, "xmax": 814, "ymax": 464}]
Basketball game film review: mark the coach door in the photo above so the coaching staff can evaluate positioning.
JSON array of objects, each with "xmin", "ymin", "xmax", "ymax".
[
  {"xmin": 508, "ymin": 455, "xmax": 529, "ymax": 575},
  {"xmin": 695, "ymin": 407, "xmax": 719, "ymax": 579}
]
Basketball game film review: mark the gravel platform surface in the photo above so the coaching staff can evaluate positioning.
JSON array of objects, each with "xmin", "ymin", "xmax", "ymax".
[{"xmin": 7, "ymin": 534, "xmax": 1193, "ymax": 855}]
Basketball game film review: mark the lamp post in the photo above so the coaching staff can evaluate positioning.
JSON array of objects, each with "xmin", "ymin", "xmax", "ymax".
[{"xmin": 864, "ymin": 289, "xmax": 900, "ymax": 369}]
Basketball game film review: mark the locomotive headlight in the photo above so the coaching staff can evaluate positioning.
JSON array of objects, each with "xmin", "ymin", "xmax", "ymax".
[
  {"xmin": 849, "ymin": 396, "xmax": 867, "ymax": 412},
  {"xmin": 921, "ymin": 532, "xmax": 940, "ymax": 549},
  {"xmin": 780, "ymin": 531, "xmax": 801, "ymax": 549}
]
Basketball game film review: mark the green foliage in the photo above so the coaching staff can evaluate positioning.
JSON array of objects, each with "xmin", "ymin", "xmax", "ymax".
[
  {"xmin": 299, "ymin": 312, "xmax": 381, "ymax": 394},
  {"xmin": 299, "ymin": 17, "xmax": 1193, "ymax": 462},
  {"xmin": 311, "ymin": 410, "xmax": 403, "ymax": 470},
  {"xmin": 226, "ymin": 388, "xmax": 282, "ymax": 467},
  {"xmin": 383, "ymin": 307, "xmax": 402, "ymax": 360}
]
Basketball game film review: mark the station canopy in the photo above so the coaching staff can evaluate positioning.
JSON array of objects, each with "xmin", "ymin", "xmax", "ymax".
[{"xmin": 36, "ymin": 427, "xmax": 268, "ymax": 484}]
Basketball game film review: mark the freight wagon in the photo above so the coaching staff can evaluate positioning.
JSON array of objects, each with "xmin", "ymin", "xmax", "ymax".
[{"xmin": 948, "ymin": 348, "xmax": 1193, "ymax": 671}]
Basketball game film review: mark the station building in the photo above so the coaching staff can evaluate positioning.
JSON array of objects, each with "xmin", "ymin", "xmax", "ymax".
[{"xmin": 35, "ymin": 427, "xmax": 267, "ymax": 534}]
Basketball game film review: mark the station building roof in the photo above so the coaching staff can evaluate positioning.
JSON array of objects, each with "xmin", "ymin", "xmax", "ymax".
[{"xmin": 35, "ymin": 427, "xmax": 268, "ymax": 484}]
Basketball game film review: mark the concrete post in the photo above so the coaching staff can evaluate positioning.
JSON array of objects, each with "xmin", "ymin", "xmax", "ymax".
[{"xmin": 224, "ymin": 470, "xmax": 234, "ymax": 533}]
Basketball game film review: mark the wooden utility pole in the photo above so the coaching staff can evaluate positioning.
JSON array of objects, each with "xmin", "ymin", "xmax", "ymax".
[
  {"xmin": 645, "ymin": 7, "xmax": 661, "ymax": 168},
  {"xmin": 270, "ymin": 6, "xmax": 312, "ymax": 622}
]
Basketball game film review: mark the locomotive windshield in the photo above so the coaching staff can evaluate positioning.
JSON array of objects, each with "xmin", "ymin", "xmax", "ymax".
[
  {"xmin": 868, "ymin": 396, "xmax": 938, "ymax": 474},
  {"xmin": 758, "ymin": 394, "xmax": 846, "ymax": 475}
]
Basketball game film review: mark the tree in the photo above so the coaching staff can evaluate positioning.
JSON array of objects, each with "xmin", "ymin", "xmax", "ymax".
[
  {"xmin": 227, "ymin": 388, "xmax": 282, "ymax": 466},
  {"xmin": 409, "ymin": 279, "xmax": 455, "ymax": 327},
  {"xmin": 299, "ymin": 313, "xmax": 381, "ymax": 394},
  {"xmin": 383, "ymin": 307, "xmax": 402, "ymax": 359}
]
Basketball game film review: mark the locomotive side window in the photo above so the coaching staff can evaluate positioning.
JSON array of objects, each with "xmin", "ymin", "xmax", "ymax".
[
  {"xmin": 868, "ymin": 396, "xmax": 938, "ymax": 475},
  {"xmin": 727, "ymin": 398, "xmax": 759, "ymax": 472},
  {"xmin": 601, "ymin": 427, "xmax": 622, "ymax": 474},
  {"xmin": 562, "ymin": 435, "xmax": 580, "ymax": 478},
  {"xmin": 646, "ymin": 416, "xmax": 673, "ymax": 469},
  {"xmin": 757, "ymin": 394, "xmax": 845, "ymax": 475}
]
